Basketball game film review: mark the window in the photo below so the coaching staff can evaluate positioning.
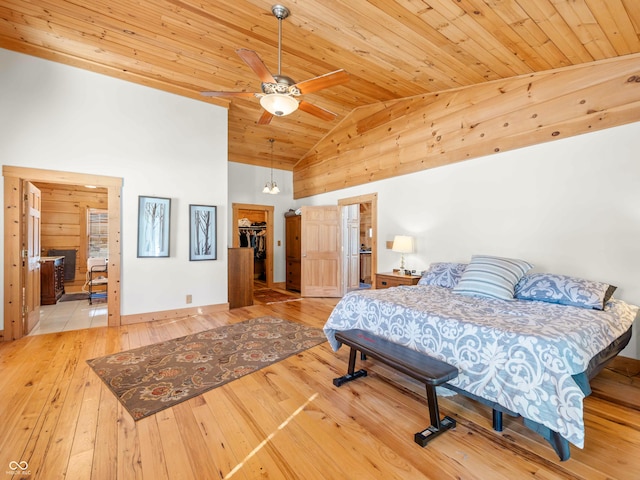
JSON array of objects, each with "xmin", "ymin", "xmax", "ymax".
[{"xmin": 88, "ymin": 208, "xmax": 108, "ymax": 258}]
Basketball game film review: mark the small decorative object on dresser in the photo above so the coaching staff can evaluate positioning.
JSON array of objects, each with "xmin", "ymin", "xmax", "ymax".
[{"xmin": 375, "ymin": 271, "xmax": 421, "ymax": 289}]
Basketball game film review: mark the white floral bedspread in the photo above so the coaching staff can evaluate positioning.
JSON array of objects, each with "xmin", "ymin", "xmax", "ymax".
[{"xmin": 323, "ymin": 285, "xmax": 638, "ymax": 448}]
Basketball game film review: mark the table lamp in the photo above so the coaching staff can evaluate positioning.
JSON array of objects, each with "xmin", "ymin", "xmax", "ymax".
[{"xmin": 392, "ymin": 235, "xmax": 414, "ymax": 273}]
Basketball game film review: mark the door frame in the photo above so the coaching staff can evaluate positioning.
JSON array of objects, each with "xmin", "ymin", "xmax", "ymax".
[
  {"xmin": 338, "ymin": 193, "xmax": 378, "ymax": 294},
  {"xmin": 3, "ymin": 166, "xmax": 123, "ymax": 341},
  {"xmin": 231, "ymin": 203, "xmax": 274, "ymax": 288}
]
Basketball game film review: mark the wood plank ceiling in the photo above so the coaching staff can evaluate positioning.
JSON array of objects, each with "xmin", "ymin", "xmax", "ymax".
[{"xmin": 1, "ymin": 1, "xmax": 640, "ymax": 171}]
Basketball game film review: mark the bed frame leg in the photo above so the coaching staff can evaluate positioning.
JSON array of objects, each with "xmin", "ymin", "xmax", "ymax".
[
  {"xmin": 550, "ymin": 431, "xmax": 571, "ymax": 461},
  {"xmin": 493, "ymin": 409, "xmax": 503, "ymax": 432}
]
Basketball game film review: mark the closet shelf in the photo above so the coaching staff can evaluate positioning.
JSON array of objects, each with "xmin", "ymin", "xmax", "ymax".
[{"xmin": 239, "ymin": 226, "xmax": 266, "ymax": 231}]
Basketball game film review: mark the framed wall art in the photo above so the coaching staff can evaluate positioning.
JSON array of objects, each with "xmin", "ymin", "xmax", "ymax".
[
  {"xmin": 137, "ymin": 196, "xmax": 171, "ymax": 257},
  {"xmin": 189, "ymin": 204, "xmax": 217, "ymax": 261}
]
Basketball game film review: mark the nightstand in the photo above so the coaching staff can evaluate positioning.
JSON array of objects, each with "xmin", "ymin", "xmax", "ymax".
[{"xmin": 375, "ymin": 272, "xmax": 422, "ymax": 289}]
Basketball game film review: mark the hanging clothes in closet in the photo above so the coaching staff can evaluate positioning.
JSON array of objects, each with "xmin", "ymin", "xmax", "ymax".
[{"xmin": 238, "ymin": 223, "xmax": 267, "ymax": 259}]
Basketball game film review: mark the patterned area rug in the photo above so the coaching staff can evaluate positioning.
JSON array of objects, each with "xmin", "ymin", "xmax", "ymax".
[
  {"xmin": 253, "ymin": 288, "xmax": 301, "ymax": 304},
  {"xmin": 87, "ymin": 316, "xmax": 325, "ymax": 420}
]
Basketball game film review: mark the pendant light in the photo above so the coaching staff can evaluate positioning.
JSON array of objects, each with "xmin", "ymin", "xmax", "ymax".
[{"xmin": 262, "ymin": 138, "xmax": 280, "ymax": 194}]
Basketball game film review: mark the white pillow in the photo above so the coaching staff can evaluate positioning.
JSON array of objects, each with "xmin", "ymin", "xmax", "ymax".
[{"xmin": 453, "ymin": 255, "xmax": 533, "ymax": 301}]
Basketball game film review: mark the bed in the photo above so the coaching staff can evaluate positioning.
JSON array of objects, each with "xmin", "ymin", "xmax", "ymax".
[{"xmin": 323, "ymin": 258, "xmax": 638, "ymax": 460}]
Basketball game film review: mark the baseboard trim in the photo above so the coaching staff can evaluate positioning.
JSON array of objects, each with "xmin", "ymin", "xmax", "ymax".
[{"xmin": 120, "ymin": 303, "xmax": 229, "ymax": 325}]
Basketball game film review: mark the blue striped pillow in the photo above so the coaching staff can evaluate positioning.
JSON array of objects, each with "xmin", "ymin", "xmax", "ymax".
[{"xmin": 453, "ymin": 255, "xmax": 533, "ymax": 301}]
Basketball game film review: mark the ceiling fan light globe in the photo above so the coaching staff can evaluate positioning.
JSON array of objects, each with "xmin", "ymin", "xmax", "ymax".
[{"xmin": 260, "ymin": 93, "xmax": 298, "ymax": 117}]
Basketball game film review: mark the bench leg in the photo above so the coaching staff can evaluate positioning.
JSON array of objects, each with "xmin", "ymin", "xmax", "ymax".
[
  {"xmin": 414, "ymin": 385, "xmax": 456, "ymax": 447},
  {"xmin": 333, "ymin": 347, "xmax": 368, "ymax": 387}
]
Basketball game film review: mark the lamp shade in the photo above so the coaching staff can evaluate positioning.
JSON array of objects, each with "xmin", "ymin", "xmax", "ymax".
[
  {"xmin": 260, "ymin": 93, "xmax": 298, "ymax": 116},
  {"xmin": 392, "ymin": 235, "xmax": 414, "ymax": 254}
]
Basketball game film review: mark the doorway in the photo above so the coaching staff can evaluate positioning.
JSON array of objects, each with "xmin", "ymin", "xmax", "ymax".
[
  {"xmin": 289, "ymin": 195, "xmax": 377, "ymax": 297},
  {"xmin": 231, "ymin": 203, "xmax": 274, "ymax": 288},
  {"xmin": 3, "ymin": 165, "xmax": 122, "ymax": 341},
  {"xmin": 338, "ymin": 193, "xmax": 378, "ymax": 295}
]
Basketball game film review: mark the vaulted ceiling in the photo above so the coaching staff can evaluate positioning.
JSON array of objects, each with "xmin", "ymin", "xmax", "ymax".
[{"xmin": 2, "ymin": 1, "xmax": 640, "ymax": 170}]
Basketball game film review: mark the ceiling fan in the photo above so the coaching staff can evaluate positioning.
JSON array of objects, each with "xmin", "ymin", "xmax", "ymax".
[{"xmin": 201, "ymin": 4, "xmax": 349, "ymax": 125}]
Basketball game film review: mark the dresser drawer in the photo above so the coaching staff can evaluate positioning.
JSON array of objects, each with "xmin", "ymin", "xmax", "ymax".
[
  {"xmin": 286, "ymin": 260, "xmax": 301, "ymax": 291},
  {"xmin": 375, "ymin": 272, "xmax": 421, "ymax": 289}
]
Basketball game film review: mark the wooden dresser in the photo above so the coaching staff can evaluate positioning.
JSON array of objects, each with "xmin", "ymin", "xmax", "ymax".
[
  {"xmin": 375, "ymin": 271, "xmax": 421, "ymax": 289},
  {"xmin": 41, "ymin": 256, "xmax": 65, "ymax": 305},
  {"xmin": 285, "ymin": 215, "xmax": 301, "ymax": 291}
]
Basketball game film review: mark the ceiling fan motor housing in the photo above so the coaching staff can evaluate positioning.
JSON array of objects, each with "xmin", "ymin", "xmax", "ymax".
[{"xmin": 261, "ymin": 75, "xmax": 300, "ymax": 96}]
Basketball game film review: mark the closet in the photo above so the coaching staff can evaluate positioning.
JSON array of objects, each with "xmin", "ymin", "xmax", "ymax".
[
  {"xmin": 238, "ymin": 219, "xmax": 267, "ymax": 280},
  {"xmin": 232, "ymin": 203, "xmax": 274, "ymax": 287}
]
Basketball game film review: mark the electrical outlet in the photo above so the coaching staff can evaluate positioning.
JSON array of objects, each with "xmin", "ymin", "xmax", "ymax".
[{"xmin": 186, "ymin": 294, "xmax": 192, "ymax": 304}]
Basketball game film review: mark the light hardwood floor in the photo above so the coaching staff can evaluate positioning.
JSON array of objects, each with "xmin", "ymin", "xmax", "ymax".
[{"xmin": 1, "ymin": 297, "xmax": 639, "ymax": 479}]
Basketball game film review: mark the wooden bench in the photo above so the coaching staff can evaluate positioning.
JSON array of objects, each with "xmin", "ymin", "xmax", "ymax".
[{"xmin": 333, "ymin": 329, "xmax": 459, "ymax": 446}]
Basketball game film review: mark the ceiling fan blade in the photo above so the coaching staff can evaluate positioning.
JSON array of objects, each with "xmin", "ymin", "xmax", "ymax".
[
  {"xmin": 236, "ymin": 49, "xmax": 276, "ymax": 84},
  {"xmin": 295, "ymin": 69, "xmax": 349, "ymax": 94},
  {"xmin": 200, "ymin": 91, "xmax": 257, "ymax": 98},
  {"xmin": 257, "ymin": 110, "xmax": 274, "ymax": 125},
  {"xmin": 298, "ymin": 101, "xmax": 338, "ymax": 121}
]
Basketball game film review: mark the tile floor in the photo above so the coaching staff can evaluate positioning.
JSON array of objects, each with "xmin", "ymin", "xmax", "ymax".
[{"xmin": 29, "ymin": 299, "xmax": 108, "ymax": 335}]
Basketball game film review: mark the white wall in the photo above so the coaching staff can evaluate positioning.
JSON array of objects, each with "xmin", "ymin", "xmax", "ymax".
[
  {"xmin": 227, "ymin": 162, "xmax": 297, "ymax": 283},
  {"xmin": 302, "ymin": 123, "xmax": 640, "ymax": 358},
  {"xmin": 0, "ymin": 48, "xmax": 228, "ymax": 322}
]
